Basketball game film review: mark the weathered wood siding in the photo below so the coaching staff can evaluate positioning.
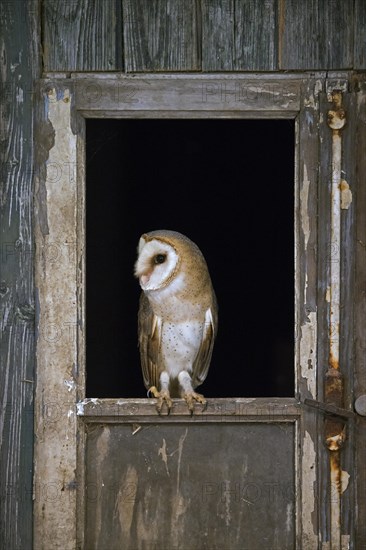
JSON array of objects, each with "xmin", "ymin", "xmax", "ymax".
[
  {"xmin": 202, "ymin": 0, "xmax": 278, "ymax": 70},
  {"xmin": 42, "ymin": 0, "xmax": 366, "ymax": 73},
  {"xmin": 42, "ymin": 0, "xmax": 123, "ymax": 71},
  {"xmin": 1, "ymin": 0, "xmax": 365, "ymax": 548},
  {"xmin": 354, "ymin": 76, "xmax": 366, "ymax": 547},
  {"xmin": 0, "ymin": 1, "xmax": 40, "ymax": 548},
  {"xmin": 123, "ymin": 0, "xmax": 201, "ymax": 71}
]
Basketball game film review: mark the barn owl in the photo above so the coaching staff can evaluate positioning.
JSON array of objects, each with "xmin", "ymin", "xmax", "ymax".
[{"xmin": 134, "ymin": 230, "xmax": 218, "ymax": 414}]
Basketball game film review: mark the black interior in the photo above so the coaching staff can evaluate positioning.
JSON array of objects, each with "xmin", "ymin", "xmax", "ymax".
[{"xmin": 86, "ymin": 119, "xmax": 295, "ymax": 398}]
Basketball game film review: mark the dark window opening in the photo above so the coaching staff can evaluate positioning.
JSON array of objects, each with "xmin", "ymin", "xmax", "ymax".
[{"xmin": 86, "ymin": 119, "xmax": 295, "ymax": 398}]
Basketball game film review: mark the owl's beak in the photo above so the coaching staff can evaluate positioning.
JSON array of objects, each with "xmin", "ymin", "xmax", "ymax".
[{"xmin": 140, "ymin": 274, "xmax": 151, "ymax": 287}]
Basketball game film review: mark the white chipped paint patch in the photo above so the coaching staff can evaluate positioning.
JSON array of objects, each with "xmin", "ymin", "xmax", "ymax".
[
  {"xmin": 300, "ymin": 164, "xmax": 311, "ymax": 250},
  {"xmin": 76, "ymin": 397, "xmax": 100, "ymax": 415},
  {"xmin": 64, "ymin": 378, "xmax": 76, "ymax": 392},
  {"xmin": 300, "ymin": 311, "xmax": 317, "ymax": 397}
]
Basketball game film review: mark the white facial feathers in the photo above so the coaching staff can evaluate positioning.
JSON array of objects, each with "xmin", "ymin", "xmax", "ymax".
[{"xmin": 134, "ymin": 238, "xmax": 179, "ymax": 291}]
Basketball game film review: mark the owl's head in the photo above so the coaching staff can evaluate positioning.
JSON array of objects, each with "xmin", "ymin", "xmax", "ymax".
[{"xmin": 134, "ymin": 231, "xmax": 180, "ymax": 291}]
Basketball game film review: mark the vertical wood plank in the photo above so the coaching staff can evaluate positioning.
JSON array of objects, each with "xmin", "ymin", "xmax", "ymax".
[
  {"xmin": 338, "ymin": 87, "xmax": 356, "ymax": 548},
  {"xmin": 297, "ymin": 79, "xmax": 323, "ymax": 547},
  {"xmin": 33, "ymin": 82, "xmax": 80, "ymax": 550},
  {"xmin": 354, "ymin": 76, "xmax": 366, "ymax": 547},
  {"xmin": 280, "ymin": 0, "xmax": 354, "ymax": 70},
  {"xmin": 123, "ymin": 0, "xmax": 201, "ymax": 71},
  {"xmin": 317, "ymin": 89, "xmax": 334, "ymax": 544},
  {"xmin": 42, "ymin": 0, "xmax": 123, "ymax": 72},
  {"xmin": 0, "ymin": 1, "xmax": 39, "ymax": 548},
  {"xmin": 202, "ymin": 0, "xmax": 277, "ymax": 71},
  {"xmin": 354, "ymin": 0, "xmax": 366, "ymax": 69}
]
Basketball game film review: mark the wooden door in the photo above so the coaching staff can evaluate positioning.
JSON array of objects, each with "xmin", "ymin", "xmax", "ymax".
[{"xmin": 33, "ymin": 74, "xmax": 361, "ymax": 549}]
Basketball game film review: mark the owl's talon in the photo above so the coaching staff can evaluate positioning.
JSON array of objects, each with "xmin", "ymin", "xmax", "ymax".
[
  {"xmin": 148, "ymin": 386, "xmax": 172, "ymax": 414},
  {"xmin": 183, "ymin": 391, "xmax": 207, "ymax": 414}
]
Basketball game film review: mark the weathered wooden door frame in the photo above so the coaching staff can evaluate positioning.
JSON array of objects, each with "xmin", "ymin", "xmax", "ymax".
[{"xmin": 33, "ymin": 73, "xmax": 359, "ymax": 549}]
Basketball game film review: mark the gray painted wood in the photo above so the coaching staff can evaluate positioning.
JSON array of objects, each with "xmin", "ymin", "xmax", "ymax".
[
  {"xmin": 280, "ymin": 0, "xmax": 354, "ymax": 70},
  {"xmin": 73, "ymin": 74, "xmax": 301, "ymax": 116},
  {"xmin": 42, "ymin": 0, "xmax": 123, "ymax": 72},
  {"xmin": 202, "ymin": 0, "xmax": 277, "ymax": 71},
  {"xmin": 339, "ymin": 88, "xmax": 356, "ymax": 546},
  {"xmin": 354, "ymin": 77, "xmax": 366, "ymax": 546},
  {"xmin": 123, "ymin": 0, "xmax": 200, "ymax": 72},
  {"xmin": 0, "ymin": 1, "xmax": 39, "ymax": 548},
  {"xmin": 41, "ymin": 1, "xmax": 366, "ymax": 73},
  {"xmin": 85, "ymin": 422, "xmax": 296, "ymax": 549},
  {"xmin": 354, "ymin": 0, "xmax": 366, "ymax": 69},
  {"xmin": 297, "ymin": 79, "xmax": 323, "ymax": 547}
]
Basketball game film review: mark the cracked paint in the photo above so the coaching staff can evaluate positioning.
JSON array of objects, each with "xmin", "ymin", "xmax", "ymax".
[{"xmin": 300, "ymin": 312, "xmax": 317, "ymax": 396}]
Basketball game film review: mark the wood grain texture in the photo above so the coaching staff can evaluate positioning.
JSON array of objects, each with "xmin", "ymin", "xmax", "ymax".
[
  {"xmin": 202, "ymin": 0, "xmax": 277, "ymax": 70},
  {"xmin": 42, "ymin": 0, "xmax": 123, "ymax": 71},
  {"xmin": 297, "ymin": 80, "xmax": 323, "ymax": 547},
  {"xmin": 338, "ymin": 88, "xmax": 356, "ymax": 547},
  {"xmin": 0, "ymin": 1, "xmax": 39, "ymax": 548},
  {"xmin": 280, "ymin": 0, "xmax": 354, "ymax": 70},
  {"xmin": 123, "ymin": 0, "xmax": 200, "ymax": 71},
  {"xmin": 74, "ymin": 74, "xmax": 301, "ymax": 115},
  {"xmin": 85, "ymin": 422, "xmax": 295, "ymax": 549},
  {"xmin": 33, "ymin": 84, "xmax": 80, "ymax": 550},
  {"xmin": 354, "ymin": 77, "xmax": 366, "ymax": 547},
  {"xmin": 354, "ymin": 0, "xmax": 366, "ymax": 69}
]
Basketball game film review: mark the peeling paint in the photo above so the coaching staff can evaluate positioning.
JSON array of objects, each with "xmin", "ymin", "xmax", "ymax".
[
  {"xmin": 302, "ymin": 430, "xmax": 317, "ymax": 546},
  {"xmin": 300, "ymin": 311, "xmax": 317, "ymax": 397},
  {"xmin": 340, "ymin": 179, "xmax": 352, "ymax": 210},
  {"xmin": 64, "ymin": 378, "xmax": 76, "ymax": 392},
  {"xmin": 325, "ymin": 91, "xmax": 347, "ymax": 550},
  {"xmin": 303, "ymin": 79, "xmax": 322, "ymax": 108},
  {"xmin": 326, "ymin": 287, "xmax": 331, "ymax": 303},
  {"xmin": 76, "ymin": 397, "xmax": 100, "ymax": 415},
  {"xmin": 76, "ymin": 401, "xmax": 84, "ymax": 415},
  {"xmin": 34, "ymin": 86, "xmax": 79, "ymax": 549},
  {"xmin": 300, "ymin": 164, "xmax": 311, "ymax": 250}
]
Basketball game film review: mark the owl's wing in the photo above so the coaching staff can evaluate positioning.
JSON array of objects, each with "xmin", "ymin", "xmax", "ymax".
[
  {"xmin": 138, "ymin": 292, "xmax": 161, "ymax": 390},
  {"xmin": 191, "ymin": 295, "xmax": 218, "ymax": 388}
]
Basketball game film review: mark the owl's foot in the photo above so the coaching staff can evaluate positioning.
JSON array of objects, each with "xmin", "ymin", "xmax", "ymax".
[
  {"xmin": 148, "ymin": 386, "xmax": 173, "ymax": 414},
  {"xmin": 183, "ymin": 391, "xmax": 207, "ymax": 415}
]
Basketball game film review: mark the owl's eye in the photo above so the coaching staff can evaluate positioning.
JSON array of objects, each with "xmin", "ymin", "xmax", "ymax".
[{"xmin": 154, "ymin": 254, "xmax": 167, "ymax": 265}]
